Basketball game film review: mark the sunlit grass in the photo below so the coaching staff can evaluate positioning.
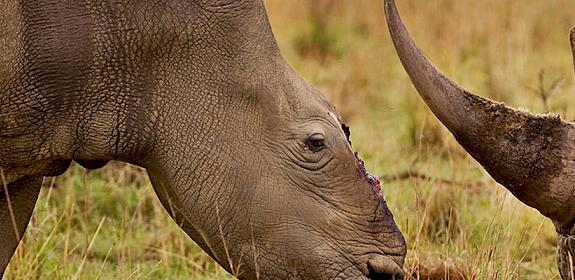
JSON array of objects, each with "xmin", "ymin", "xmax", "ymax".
[{"xmin": 6, "ymin": 0, "xmax": 575, "ymax": 278}]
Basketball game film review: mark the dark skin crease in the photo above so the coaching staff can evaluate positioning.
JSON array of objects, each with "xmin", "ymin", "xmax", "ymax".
[{"xmin": 0, "ymin": 0, "xmax": 405, "ymax": 279}]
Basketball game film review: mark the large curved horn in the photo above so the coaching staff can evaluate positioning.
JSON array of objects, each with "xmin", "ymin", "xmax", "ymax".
[{"xmin": 383, "ymin": 0, "xmax": 575, "ymax": 229}]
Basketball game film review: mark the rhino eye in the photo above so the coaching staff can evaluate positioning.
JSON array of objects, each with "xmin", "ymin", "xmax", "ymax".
[{"xmin": 306, "ymin": 134, "xmax": 325, "ymax": 152}]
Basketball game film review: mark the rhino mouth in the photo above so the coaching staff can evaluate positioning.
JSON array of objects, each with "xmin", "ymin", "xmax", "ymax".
[
  {"xmin": 359, "ymin": 254, "xmax": 405, "ymax": 280},
  {"xmin": 367, "ymin": 259, "xmax": 404, "ymax": 279}
]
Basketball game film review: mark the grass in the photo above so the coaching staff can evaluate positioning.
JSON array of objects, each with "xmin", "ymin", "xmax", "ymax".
[
  {"xmin": 6, "ymin": 164, "xmax": 233, "ymax": 279},
  {"xmin": 5, "ymin": 0, "xmax": 575, "ymax": 279}
]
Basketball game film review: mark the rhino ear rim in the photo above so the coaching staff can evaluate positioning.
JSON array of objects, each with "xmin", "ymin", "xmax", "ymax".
[{"xmin": 383, "ymin": 0, "xmax": 575, "ymax": 227}]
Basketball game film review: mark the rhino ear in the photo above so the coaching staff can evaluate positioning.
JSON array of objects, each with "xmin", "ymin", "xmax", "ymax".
[{"xmin": 383, "ymin": 0, "xmax": 575, "ymax": 228}]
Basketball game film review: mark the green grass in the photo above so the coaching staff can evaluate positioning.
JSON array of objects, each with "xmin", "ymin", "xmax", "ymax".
[{"xmin": 6, "ymin": 0, "xmax": 575, "ymax": 279}]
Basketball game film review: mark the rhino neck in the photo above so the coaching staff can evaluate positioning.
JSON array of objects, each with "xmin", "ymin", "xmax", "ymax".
[{"xmin": 1, "ymin": 0, "xmax": 283, "ymax": 168}]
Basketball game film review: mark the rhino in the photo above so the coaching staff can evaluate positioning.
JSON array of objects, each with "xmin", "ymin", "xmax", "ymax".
[
  {"xmin": 0, "ymin": 0, "xmax": 408, "ymax": 279},
  {"xmin": 384, "ymin": 0, "xmax": 575, "ymax": 278}
]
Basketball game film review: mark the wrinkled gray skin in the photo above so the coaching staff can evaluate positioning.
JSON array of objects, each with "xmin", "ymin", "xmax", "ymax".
[
  {"xmin": 384, "ymin": 0, "xmax": 575, "ymax": 278},
  {"xmin": 0, "ymin": 0, "xmax": 407, "ymax": 279}
]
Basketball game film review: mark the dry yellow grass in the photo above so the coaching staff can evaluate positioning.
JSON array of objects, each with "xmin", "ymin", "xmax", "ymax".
[{"xmin": 5, "ymin": 0, "xmax": 575, "ymax": 279}]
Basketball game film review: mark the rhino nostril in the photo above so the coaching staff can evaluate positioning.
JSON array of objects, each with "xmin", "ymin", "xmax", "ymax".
[{"xmin": 366, "ymin": 256, "xmax": 404, "ymax": 280}]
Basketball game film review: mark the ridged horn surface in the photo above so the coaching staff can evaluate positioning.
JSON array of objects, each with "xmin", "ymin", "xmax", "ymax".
[{"xmin": 384, "ymin": 0, "xmax": 575, "ymax": 228}]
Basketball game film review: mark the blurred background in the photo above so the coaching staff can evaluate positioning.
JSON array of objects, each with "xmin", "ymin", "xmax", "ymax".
[{"xmin": 6, "ymin": 0, "xmax": 575, "ymax": 279}]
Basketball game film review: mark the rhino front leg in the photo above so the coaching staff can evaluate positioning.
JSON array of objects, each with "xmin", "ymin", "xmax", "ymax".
[{"xmin": 0, "ymin": 175, "xmax": 42, "ymax": 276}]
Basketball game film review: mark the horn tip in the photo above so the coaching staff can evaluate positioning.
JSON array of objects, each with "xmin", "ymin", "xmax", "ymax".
[{"xmin": 382, "ymin": 0, "xmax": 397, "ymax": 15}]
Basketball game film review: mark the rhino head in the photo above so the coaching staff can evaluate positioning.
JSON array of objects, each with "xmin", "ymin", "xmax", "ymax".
[
  {"xmin": 142, "ymin": 2, "xmax": 407, "ymax": 278},
  {"xmin": 384, "ymin": 0, "xmax": 575, "ymax": 278},
  {"xmin": 0, "ymin": 0, "xmax": 405, "ymax": 279}
]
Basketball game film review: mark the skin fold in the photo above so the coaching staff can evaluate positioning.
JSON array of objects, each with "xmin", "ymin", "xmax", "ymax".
[{"xmin": 0, "ymin": 0, "xmax": 406, "ymax": 279}]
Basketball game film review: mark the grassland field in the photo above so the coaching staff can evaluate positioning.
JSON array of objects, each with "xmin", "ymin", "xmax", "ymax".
[{"xmin": 5, "ymin": 0, "xmax": 575, "ymax": 279}]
